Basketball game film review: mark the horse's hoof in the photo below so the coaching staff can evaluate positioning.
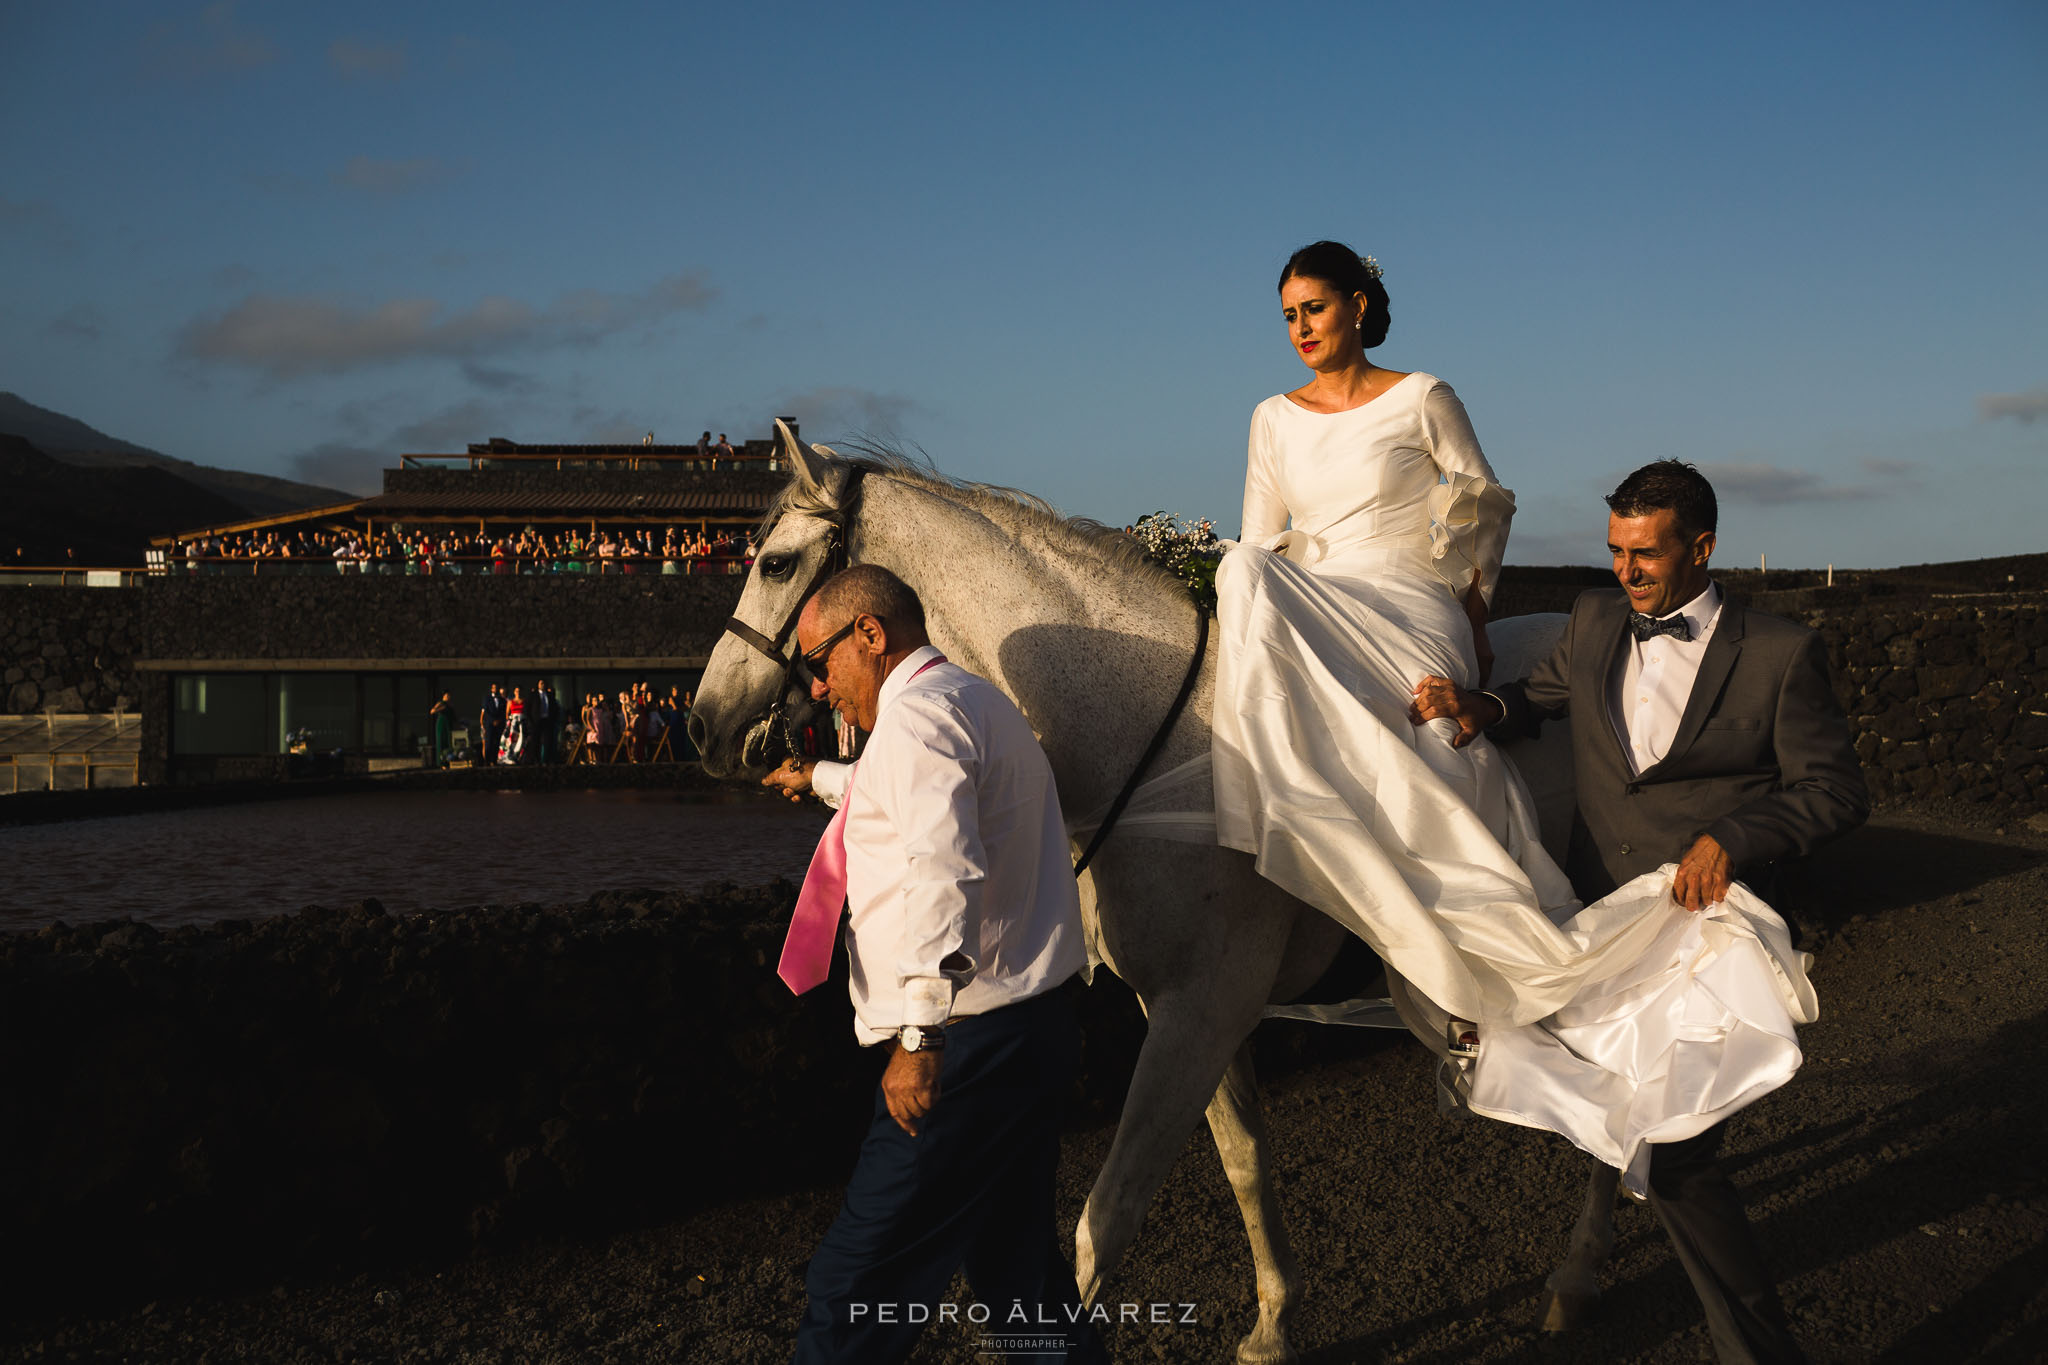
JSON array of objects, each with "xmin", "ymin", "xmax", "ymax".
[
  {"xmin": 1234, "ymin": 1331, "xmax": 1299, "ymax": 1365},
  {"xmin": 1537, "ymin": 1287, "xmax": 1599, "ymax": 1332}
]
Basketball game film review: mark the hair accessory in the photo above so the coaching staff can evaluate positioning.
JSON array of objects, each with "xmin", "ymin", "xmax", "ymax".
[{"xmin": 1358, "ymin": 254, "xmax": 1383, "ymax": 281}]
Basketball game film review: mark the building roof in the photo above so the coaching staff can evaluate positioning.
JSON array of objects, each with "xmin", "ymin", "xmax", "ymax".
[{"xmin": 353, "ymin": 489, "xmax": 773, "ymax": 516}]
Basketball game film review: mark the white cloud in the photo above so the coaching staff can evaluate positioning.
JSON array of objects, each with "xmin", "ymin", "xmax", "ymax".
[
  {"xmin": 289, "ymin": 397, "xmax": 517, "ymax": 490},
  {"xmin": 141, "ymin": 1, "xmax": 279, "ymax": 80},
  {"xmin": 329, "ymin": 38, "xmax": 405, "ymax": 80},
  {"xmin": 1977, "ymin": 388, "xmax": 2048, "ymax": 423},
  {"xmin": 1696, "ymin": 458, "xmax": 1917, "ymax": 504},
  {"xmin": 334, "ymin": 156, "xmax": 455, "ymax": 196},
  {"xmin": 287, "ymin": 442, "xmax": 387, "ymax": 496},
  {"xmin": 0, "ymin": 197, "xmax": 79, "ymax": 252},
  {"xmin": 1502, "ymin": 527, "xmax": 1602, "ymax": 566},
  {"xmin": 391, "ymin": 400, "xmax": 506, "ymax": 452},
  {"xmin": 176, "ymin": 273, "xmax": 717, "ymax": 378},
  {"xmin": 44, "ymin": 305, "xmax": 106, "ymax": 343},
  {"xmin": 773, "ymin": 386, "xmax": 925, "ymax": 441},
  {"xmin": 460, "ymin": 362, "xmax": 540, "ymax": 394}
]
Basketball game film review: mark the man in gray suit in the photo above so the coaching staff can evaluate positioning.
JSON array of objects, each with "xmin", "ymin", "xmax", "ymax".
[{"xmin": 1413, "ymin": 459, "xmax": 1867, "ymax": 1365}]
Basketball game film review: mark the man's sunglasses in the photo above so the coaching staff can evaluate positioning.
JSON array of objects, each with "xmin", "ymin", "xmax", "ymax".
[{"xmin": 795, "ymin": 616, "xmax": 861, "ymax": 688}]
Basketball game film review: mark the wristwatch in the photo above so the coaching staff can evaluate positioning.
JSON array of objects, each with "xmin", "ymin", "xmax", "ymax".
[{"xmin": 898, "ymin": 1023, "xmax": 947, "ymax": 1053}]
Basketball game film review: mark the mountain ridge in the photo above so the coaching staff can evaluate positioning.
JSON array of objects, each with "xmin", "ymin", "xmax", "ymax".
[
  {"xmin": 0, "ymin": 434, "xmax": 254, "ymax": 566},
  {"xmin": 0, "ymin": 392, "xmax": 355, "ymax": 517}
]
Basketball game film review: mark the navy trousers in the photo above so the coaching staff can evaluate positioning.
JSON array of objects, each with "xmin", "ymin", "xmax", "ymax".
[
  {"xmin": 794, "ymin": 987, "xmax": 1104, "ymax": 1365},
  {"xmin": 1648, "ymin": 1121, "xmax": 1806, "ymax": 1365}
]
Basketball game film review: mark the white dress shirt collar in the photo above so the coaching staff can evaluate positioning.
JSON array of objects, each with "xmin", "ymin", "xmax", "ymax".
[
  {"xmin": 1666, "ymin": 580, "xmax": 1721, "ymax": 638},
  {"xmin": 873, "ymin": 644, "xmax": 947, "ymax": 720},
  {"xmin": 1611, "ymin": 580, "xmax": 1724, "ymax": 778}
]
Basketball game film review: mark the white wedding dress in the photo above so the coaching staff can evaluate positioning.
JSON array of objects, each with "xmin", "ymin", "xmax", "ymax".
[{"xmin": 1211, "ymin": 372, "xmax": 1816, "ymax": 1191}]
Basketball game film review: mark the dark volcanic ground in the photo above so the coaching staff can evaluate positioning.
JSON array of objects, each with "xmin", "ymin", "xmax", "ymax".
[{"xmin": 5, "ymin": 807, "xmax": 2045, "ymax": 1364}]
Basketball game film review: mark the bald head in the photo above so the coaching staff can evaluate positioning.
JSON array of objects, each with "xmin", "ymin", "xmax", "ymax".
[
  {"xmin": 814, "ymin": 564, "xmax": 927, "ymax": 640},
  {"xmin": 794, "ymin": 565, "xmax": 932, "ymax": 732}
]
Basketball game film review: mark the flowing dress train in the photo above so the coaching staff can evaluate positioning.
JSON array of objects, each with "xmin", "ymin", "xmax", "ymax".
[{"xmin": 1213, "ymin": 374, "xmax": 1815, "ymax": 1190}]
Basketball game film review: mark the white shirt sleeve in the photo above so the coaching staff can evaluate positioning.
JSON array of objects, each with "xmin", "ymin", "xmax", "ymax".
[
  {"xmin": 869, "ymin": 695, "xmax": 985, "ymax": 1026},
  {"xmin": 811, "ymin": 759, "xmax": 851, "ymax": 810},
  {"xmin": 1240, "ymin": 405, "xmax": 1289, "ymax": 545}
]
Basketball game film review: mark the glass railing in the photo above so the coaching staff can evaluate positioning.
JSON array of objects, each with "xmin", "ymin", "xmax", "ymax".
[
  {"xmin": 0, "ymin": 567, "xmax": 153, "ymax": 587},
  {"xmin": 0, "ymin": 556, "xmax": 754, "ymax": 583}
]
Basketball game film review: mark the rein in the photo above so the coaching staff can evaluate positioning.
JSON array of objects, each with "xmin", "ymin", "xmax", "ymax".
[{"xmin": 1072, "ymin": 603, "xmax": 1209, "ymax": 879}]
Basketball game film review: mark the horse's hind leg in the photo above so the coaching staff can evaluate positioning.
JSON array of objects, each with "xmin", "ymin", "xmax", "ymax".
[
  {"xmin": 1204, "ymin": 1042, "xmax": 1300, "ymax": 1364},
  {"xmin": 1538, "ymin": 1160, "xmax": 1620, "ymax": 1331},
  {"xmin": 1073, "ymin": 984, "xmax": 1267, "ymax": 1312}
]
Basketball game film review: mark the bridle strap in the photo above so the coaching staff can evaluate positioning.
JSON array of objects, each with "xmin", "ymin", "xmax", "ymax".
[
  {"xmin": 1073, "ymin": 603, "xmax": 1209, "ymax": 879},
  {"xmin": 717, "ymin": 466, "xmax": 869, "ymax": 681},
  {"xmin": 722, "ymin": 615, "xmax": 786, "ymax": 665}
]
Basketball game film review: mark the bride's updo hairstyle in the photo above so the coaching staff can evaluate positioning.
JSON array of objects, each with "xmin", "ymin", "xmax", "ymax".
[{"xmin": 1279, "ymin": 240, "xmax": 1391, "ymax": 349}]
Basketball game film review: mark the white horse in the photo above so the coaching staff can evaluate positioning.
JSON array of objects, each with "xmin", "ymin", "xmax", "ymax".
[{"xmin": 688, "ymin": 428, "xmax": 1620, "ymax": 1362}]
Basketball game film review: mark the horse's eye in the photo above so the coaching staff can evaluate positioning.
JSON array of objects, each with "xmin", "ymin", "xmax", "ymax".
[{"xmin": 760, "ymin": 553, "xmax": 796, "ymax": 581}]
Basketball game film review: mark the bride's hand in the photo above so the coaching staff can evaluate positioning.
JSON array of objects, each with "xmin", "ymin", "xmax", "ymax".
[{"xmin": 1463, "ymin": 579, "xmax": 1495, "ymax": 686}]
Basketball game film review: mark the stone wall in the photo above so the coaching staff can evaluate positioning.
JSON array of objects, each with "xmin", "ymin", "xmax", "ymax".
[
  {"xmin": 1812, "ymin": 599, "xmax": 2048, "ymax": 809},
  {"xmin": 129, "ymin": 574, "xmax": 746, "ymax": 663},
  {"xmin": 2, "ymin": 576, "xmax": 2044, "ymax": 813},
  {"xmin": 0, "ymin": 590, "xmax": 144, "ymax": 714},
  {"xmin": 0, "ymin": 886, "xmax": 1150, "ymax": 1305},
  {"xmin": 0, "ymin": 575, "xmax": 748, "ymax": 712},
  {"xmin": 1491, "ymin": 582, "xmax": 2048, "ymax": 815}
]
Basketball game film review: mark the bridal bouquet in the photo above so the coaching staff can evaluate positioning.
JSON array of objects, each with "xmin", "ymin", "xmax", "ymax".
[{"xmin": 1131, "ymin": 511, "xmax": 1222, "ymax": 609}]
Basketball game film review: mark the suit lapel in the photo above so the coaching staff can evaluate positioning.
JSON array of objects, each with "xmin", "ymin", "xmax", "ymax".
[
  {"xmin": 1648, "ymin": 603, "xmax": 1746, "ymax": 776},
  {"xmin": 1586, "ymin": 593, "xmax": 1635, "ymax": 773}
]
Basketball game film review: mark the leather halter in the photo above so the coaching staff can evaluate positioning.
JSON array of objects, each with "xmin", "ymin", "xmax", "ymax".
[
  {"xmin": 718, "ymin": 469, "xmax": 867, "ymax": 737},
  {"xmin": 716, "ymin": 461, "xmax": 1203, "ymax": 882}
]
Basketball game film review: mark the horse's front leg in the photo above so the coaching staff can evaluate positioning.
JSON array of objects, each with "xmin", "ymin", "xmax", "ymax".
[
  {"xmin": 1204, "ymin": 1042, "xmax": 1300, "ymax": 1364},
  {"xmin": 1538, "ymin": 1160, "xmax": 1620, "ymax": 1331}
]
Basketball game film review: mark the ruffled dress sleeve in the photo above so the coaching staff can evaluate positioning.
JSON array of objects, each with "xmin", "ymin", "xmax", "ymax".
[{"xmin": 1419, "ymin": 379, "xmax": 1516, "ymax": 607}]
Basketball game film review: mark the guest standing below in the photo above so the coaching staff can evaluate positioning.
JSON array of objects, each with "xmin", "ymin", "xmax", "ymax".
[
  {"xmin": 1413, "ymin": 461, "xmax": 1867, "ymax": 1364},
  {"xmin": 498, "ymin": 687, "xmax": 525, "ymax": 765},
  {"xmin": 525, "ymin": 680, "xmax": 551, "ymax": 764},
  {"xmin": 428, "ymin": 693, "xmax": 452, "ymax": 769},
  {"xmin": 479, "ymin": 684, "xmax": 505, "ymax": 771},
  {"xmin": 761, "ymin": 565, "xmax": 1101, "ymax": 1365}
]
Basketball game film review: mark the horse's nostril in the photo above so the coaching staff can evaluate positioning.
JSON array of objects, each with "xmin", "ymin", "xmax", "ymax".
[{"xmin": 686, "ymin": 712, "xmax": 707, "ymax": 752}]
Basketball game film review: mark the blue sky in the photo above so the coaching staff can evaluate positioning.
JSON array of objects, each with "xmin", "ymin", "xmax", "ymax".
[{"xmin": 1, "ymin": 1, "xmax": 2042, "ymax": 568}]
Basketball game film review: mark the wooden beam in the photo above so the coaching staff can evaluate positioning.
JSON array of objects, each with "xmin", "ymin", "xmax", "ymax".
[
  {"xmin": 136, "ymin": 656, "xmax": 715, "ymax": 672},
  {"xmin": 150, "ymin": 500, "xmax": 368, "ymax": 547}
]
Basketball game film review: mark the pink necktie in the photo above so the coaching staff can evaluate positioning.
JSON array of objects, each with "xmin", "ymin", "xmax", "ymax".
[{"xmin": 776, "ymin": 655, "xmax": 946, "ymax": 995}]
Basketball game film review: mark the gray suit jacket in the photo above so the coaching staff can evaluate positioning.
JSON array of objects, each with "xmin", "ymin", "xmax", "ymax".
[{"xmin": 1492, "ymin": 585, "xmax": 1868, "ymax": 900}]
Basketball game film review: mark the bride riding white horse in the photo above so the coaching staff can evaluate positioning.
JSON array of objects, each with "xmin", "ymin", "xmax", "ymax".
[{"xmin": 689, "ymin": 425, "xmax": 1604, "ymax": 1363}]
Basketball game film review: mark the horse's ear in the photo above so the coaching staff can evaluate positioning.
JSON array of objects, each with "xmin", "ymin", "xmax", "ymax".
[{"xmin": 776, "ymin": 419, "xmax": 836, "ymax": 498}]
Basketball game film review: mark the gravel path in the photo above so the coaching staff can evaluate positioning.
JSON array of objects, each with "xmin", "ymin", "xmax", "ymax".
[{"xmin": 6, "ymin": 808, "xmax": 2045, "ymax": 1364}]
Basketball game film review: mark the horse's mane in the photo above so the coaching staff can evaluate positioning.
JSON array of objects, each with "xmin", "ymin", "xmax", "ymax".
[{"xmin": 768, "ymin": 444, "xmax": 1190, "ymax": 600}]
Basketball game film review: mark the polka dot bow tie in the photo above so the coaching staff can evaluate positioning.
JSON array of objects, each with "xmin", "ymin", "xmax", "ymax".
[{"xmin": 1629, "ymin": 612, "xmax": 1692, "ymax": 643}]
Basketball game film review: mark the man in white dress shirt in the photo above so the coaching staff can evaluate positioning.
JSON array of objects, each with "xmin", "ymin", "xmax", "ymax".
[
  {"xmin": 1415, "ymin": 461, "xmax": 1865, "ymax": 1365},
  {"xmin": 762, "ymin": 564, "xmax": 1102, "ymax": 1365}
]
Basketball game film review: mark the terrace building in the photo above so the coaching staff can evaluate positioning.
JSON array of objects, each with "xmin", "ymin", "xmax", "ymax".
[{"xmin": 1, "ymin": 428, "xmax": 804, "ymax": 787}]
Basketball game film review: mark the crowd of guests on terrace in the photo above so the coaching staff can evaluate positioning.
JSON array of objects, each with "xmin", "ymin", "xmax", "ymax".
[
  {"xmin": 428, "ymin": 678, "xmax": 856, "ymax": 769},
  {"xmin": 437, "ymin": 681, "xmax": 701, "ymax": 767},
  {"xmin": 174, "ymin": 526, "xmax": 757, "ymax": 575}
]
